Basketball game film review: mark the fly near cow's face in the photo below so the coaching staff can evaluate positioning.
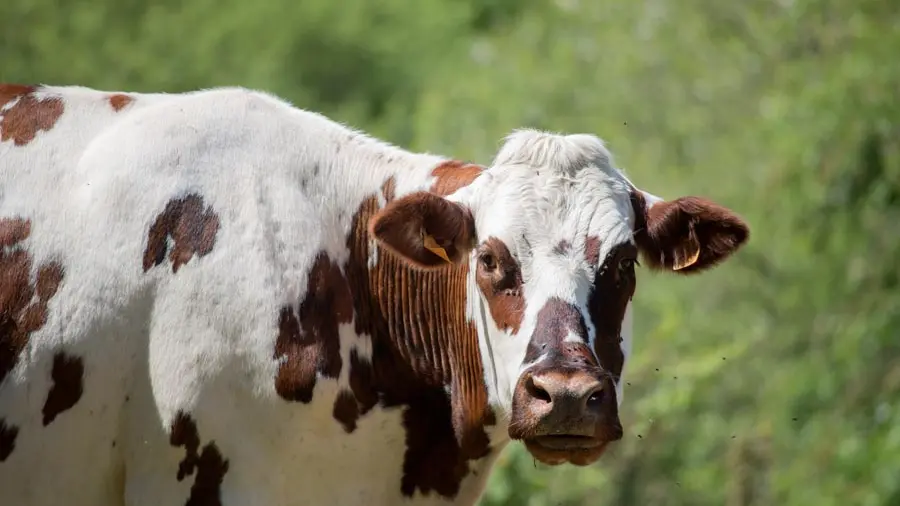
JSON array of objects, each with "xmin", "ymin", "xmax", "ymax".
[{"xmin": 371, "ymin": 130, "xmax": 749, "ymax": 465}]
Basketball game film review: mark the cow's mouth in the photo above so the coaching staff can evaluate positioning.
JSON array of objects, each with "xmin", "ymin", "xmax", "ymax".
[
  {"xmin": 522, "ymin": 435, "xmax": 610, "ymax": 466},
  {"xmin": 531, "ymin": 434, "xmax": 602, "ymax": 450}
]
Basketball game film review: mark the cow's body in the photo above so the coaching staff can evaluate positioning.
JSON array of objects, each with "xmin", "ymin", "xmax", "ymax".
[{"xmin": 0, "ymin": 84, "xmax": 749, "ymax": 506}]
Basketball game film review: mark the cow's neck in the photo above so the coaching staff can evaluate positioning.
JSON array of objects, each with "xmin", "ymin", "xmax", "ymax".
[{"xmin": 344, "ymin": 160, "xmax": 496, "ymax": 461}]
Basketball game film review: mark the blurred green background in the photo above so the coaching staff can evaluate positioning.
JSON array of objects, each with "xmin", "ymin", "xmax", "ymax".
[{"xmin": 4, "ymin": 0, "xmax": 899, "ymax": 504}]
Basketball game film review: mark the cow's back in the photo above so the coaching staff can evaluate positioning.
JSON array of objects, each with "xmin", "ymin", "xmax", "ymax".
[{"xmin": 1, "ymin": 85, "xmax": 167, "ymax": 205}]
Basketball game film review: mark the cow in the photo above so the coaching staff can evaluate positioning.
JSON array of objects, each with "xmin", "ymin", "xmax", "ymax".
[{"xmin": 0, "ymin": 83, "xmax": 749, "ymax": 506}]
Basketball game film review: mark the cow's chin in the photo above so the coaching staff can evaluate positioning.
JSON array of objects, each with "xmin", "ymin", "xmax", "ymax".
[{"xmin": 522, "ymin": 436, "xmax": 610, "ymax": 466}]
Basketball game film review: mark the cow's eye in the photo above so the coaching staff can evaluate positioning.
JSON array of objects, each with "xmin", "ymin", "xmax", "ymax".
[
  {"xmin": 619, "ymin": 257, "xmax": 636, "ymax": 272},
  {"xmin": 479, "ymin": 252, "xmax": 497, "ymax": 270}
]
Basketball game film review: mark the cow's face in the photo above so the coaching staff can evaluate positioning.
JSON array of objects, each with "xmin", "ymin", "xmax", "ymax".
[{"xmin": 370, "ymin": 130, "xmax": 749, "ymax": 466}]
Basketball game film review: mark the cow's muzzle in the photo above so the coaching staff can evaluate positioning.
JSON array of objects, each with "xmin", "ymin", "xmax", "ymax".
[{"xmin": 509, "ymin": 367, "xmax": 623, "ymax": 466}]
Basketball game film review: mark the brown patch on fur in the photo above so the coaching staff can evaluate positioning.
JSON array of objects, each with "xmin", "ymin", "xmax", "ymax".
[
  {"xmin": 429, "ymin": 160, "xmax": 484, "ymax": 196},
  {"xmin": 474, "ymin": 237, "xmax": 524, "ymax": 334},
  {"xmin": 108, "ymin": 94, "xmax": 134, "ymax": 112},
  {"xmin": 170, "ymin": 412, "xmax": 201, "ymax": 480},
  {"xmin": 0, "ymin": 216, "xmax": 31, "ymax": 246},
  {"xmin": 369, "ymin": 192, "xmax": 476, "ymax": 269},
  {"xmin": 522, "ymin": 298, "xmax": 593, "ymax": 367},
  {"xmin": 584, "ymin": 235, "xmax": 601, "ymax": 265},
  {"xmin": 586, "ymin": 242, "xmax": 637, "ymax": 385},
  {"xmin": 332, "ymin": 390, "xmax": 360, "ymax": 433},
  {"xmin": 381, "ymin": 176, "xmax": 396, "ymax": 203},
  {"xmin": 0, "ymin": 84, "xmax": 36, "ymax": 109},
  {"xmin": 0, "ymin": 86, "xmax": 64, "ymax": 146},
  {"xmin": 400, "ymin": 390, "xmax": 482, "ymax": 497},
  {"xmin": 143, "ymin": 194, "xmax": 220, "ymax": 274},
  {"xmin": 323, "ymin": 178, "xmax": 492, "ymax": 498},
  {"xmin": 0, "ymin": 217, "xmax": 65, "ymax": 385},
  {"xmin": 344, "ymin": 349, "xmax": 378, "ymax": 419},
  {"xmin": 169, "ymin": 411, "xmax": 230, "ymax": 506},
  {"xmin": 42, "ymin": 352, "xmax": 84, "ymax": 426},
  {"xmin": 630, "ymin": 191, "xmax": 749, "ymax": 273},
  {"xmin": 0, "ymin": 418, "xmax": 18, "ymax": 462},
  {"xmin": 187, "ymin": 443, "xmax": 229, "ymax": 506},
  {"xmin": 274, "ymin": 253, "xmax": 353, "ymax": 402}
]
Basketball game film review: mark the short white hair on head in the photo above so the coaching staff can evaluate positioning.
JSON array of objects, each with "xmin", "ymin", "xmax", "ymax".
[{"xmin": 492, "ymin": 129, "xmax": 615, "ymax": 178}]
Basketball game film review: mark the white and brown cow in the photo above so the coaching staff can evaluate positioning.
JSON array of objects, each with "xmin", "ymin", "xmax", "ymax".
[{"xmin": 0, "ymin": 84, "xmax": 749, "ymax": 505}]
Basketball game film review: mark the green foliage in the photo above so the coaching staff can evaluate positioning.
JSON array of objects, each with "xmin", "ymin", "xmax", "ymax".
[{"xmin": 4, "ymin": 0, "xmax": 898, "ymax": 503}]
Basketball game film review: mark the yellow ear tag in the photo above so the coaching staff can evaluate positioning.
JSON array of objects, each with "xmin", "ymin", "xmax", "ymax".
[
  {"xmin": 423, "ymin": 234, "xmax": 452, "ymax": 263},
  {"xmin": 672, "ymin": 233, "xmax": 700, "ymax": 271}
]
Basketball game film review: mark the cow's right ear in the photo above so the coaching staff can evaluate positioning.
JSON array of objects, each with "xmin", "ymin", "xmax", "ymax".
[{"xmin": 369, "ymin": 191, "xmax": 476, "ymax": 269}]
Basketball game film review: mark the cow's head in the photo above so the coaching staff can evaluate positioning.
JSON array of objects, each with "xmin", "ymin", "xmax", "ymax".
[{"xmin": 369, "ymin": 130, "xmax": 749, "ymax": 466}]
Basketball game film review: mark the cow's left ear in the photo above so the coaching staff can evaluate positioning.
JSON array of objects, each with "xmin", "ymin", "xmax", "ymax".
[
  {"xmin": 369, "ymin": 191, "xmax": 476, "ymax": 269},
  {"xmin": 630, "ymin": 189, "xmax": 749, "ymax": 274}
]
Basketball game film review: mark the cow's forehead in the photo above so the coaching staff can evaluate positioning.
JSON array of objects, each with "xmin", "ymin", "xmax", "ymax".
[{"xmin": 464, "ymin": 131, "xmax": 636, "ymax": 272}]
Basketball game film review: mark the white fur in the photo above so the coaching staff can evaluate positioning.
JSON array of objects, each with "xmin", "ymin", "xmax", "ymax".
[{"xmin": 0, "ymin": 89, "xmax": 642, "ymax": 506}]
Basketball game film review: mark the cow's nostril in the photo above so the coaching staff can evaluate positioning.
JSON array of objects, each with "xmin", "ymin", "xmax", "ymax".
[{"xmin": 526, "ymin": 377, "xmax": 552, "ymax": 403}]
